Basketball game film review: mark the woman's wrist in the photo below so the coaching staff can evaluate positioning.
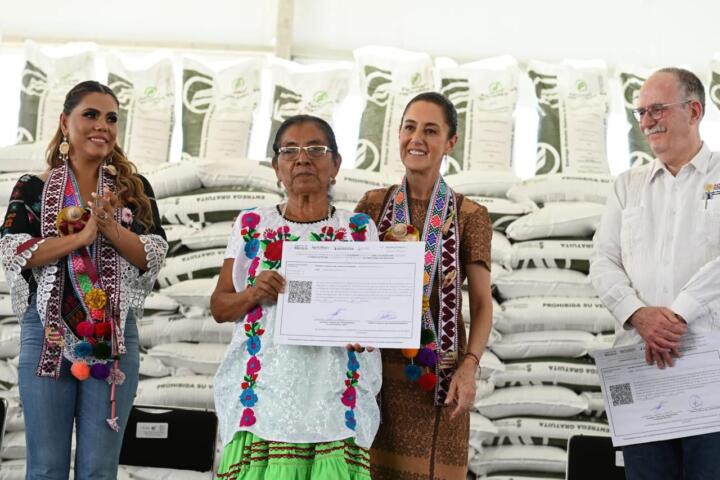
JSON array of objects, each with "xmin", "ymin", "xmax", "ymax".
[{"xmin": 462, "ymin": 351, "xmax": 481, "ymax": 368}]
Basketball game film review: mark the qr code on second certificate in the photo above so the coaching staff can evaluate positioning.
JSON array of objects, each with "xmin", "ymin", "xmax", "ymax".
[
  {"xmin": 287, "ymin": 280, "xmax": 313, "ymax": 304},
  {"xmin": 609, "ymin": 382, "xmax": 634, "ymax": 406}
]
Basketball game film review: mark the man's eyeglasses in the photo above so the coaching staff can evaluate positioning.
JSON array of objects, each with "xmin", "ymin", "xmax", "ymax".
[
  {"xmin": 277, "ymin": 145, "xmax": 333, "ymax": 160},
  {"xmin": 631, "ymin": 100, "xmax": 692, "ymax": 122}
]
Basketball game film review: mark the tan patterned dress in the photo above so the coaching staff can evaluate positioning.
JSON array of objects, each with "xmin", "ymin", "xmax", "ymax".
[{"xmin": 355, "ymin": 187, "xmax": 492, "ymax": 480}]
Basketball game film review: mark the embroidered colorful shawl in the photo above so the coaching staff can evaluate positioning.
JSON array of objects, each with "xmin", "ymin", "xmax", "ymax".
[
  {"xmin": 38, "ymin": 163, "xmax": 124, "ymax": 379},
  {"xmin": 378, "ymin": 176, "xmax": 461, "ymax": 406}
]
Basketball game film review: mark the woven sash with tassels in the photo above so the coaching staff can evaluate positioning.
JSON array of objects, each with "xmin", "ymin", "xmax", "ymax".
[{"xmin": 378, "ymin": 175, "xmax": 461, "ymax": 406}]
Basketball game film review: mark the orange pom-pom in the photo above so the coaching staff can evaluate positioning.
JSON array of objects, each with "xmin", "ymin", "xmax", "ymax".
[
  {"xmin": 401, "ymin": 348, "xmax": 419, "ymax": 359},
  {"xmin": 418, "ymin": 372, "xmax": 437, "ymax": 391},
  {"xmin": 70, "ymin": 361, "xmax": 90, "ymax": 381}
]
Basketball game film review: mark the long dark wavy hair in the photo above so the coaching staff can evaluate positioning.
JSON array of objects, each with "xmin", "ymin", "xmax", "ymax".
[{"xmin": 46, "ymin": 80, "xmax": 153, "ymax": 232}]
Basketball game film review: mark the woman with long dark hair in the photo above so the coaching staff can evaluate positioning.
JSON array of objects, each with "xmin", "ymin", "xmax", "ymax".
[{"xmin": 0, "ymin": 80, "xmax": 167, "ymax": 479}]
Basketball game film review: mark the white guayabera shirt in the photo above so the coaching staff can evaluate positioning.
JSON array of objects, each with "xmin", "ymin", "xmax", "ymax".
[{"xmin": 590, "ymin": 143, "xmax": 720, "ymax": 347}]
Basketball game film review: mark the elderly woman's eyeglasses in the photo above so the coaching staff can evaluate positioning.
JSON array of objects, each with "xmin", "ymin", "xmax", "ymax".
[
  {"xmin": 631, "ymin": 100, "xmax": 691, "ymax": 122},
  {"xmin": 278, "ymin": 145, "xmax": 333, "ymax": 160}
]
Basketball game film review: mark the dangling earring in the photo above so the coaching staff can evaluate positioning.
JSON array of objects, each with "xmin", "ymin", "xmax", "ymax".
[
  {"xmin": 59, "ymin": 135, "xmax": 70, "ymax": 163},
  {"xmin": 103, "ymin": 155, "xmax": 117, "ymax": 176}
]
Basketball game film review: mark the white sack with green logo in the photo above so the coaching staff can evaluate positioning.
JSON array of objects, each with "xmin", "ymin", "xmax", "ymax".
[
  {"xmin": 469, "ymin": 445, "xmax": 568, "ymax": 476},
  {"xmin": 505, "ymin": 202, "xmax": 605, "ymax": 241},
  {"xmin": 107, "ymin": 54, "xmax": 175, "ymax": 166},
  {"xmin": 436, "ymin": 56, "xmax": 519, "ymax": 174},
  {"xmin": 157, "ymin": 248, "xmax": 226, "ymax": 288},
  {"xmin": 498, "ymin": 296, "xmax": 614, "ymax": 334},
  {"xmin": 528, "ymin": 60, "xmax": 609, "ymax": 175},
  {"xmin": 134, "ymin": 375, "xmax": 215, "ymax": 410},
  {"xmin": 490, "ymin": 417, "xmax": 609, "ymax": 448},
  {"xmin": 618, "ymin": 65, "xmax": 654, "ymax": 168},
  {"xmin": 469, "ymin": 196, "xmax": 537, "ymax": 233},
  {"xmin": 492, "ymin": 358, "xmax": 600, "ymax": 390},
  {"xmin": 354, "ymin": 46, "xmax": 434, "ymax": 175},
  {"xmin": 265, "ymin": 59, "xmax": 351, "ymax": 157},
  {"xmin": 475, "ymin": 385, "xmax": 589, "ymax": 420},
  {"xmin": 507, "ymin": 173, "xmax": 613, "ymax": 205},
  {"xmin": 195, "ymin": 160, "xmax": 280, "ymax": 193},
  {"xmin": 493, "ymin": 268, "xmax": 596, "ymax": 300},
  {"xmin": 333, "ymin": 168, "xmax": 393, "ymax": 202},
  {"xmin": 182, "ymin": 57, "xmax": 262, "ymax": 161},
  {"xmin": 160, "ymin": 278, "xmax": 216, "ymax": 310},
  {"xmin": 139, "ymin": 161, "xmax": 202, "ymax": 199},
  {"xmin": 0, "ymin": 143, "xmax": 47, "ymax": 172},
  {"xmin": 444, "ymin": 169, "xmax": 520, "ymax": 198},
  {"xmin": 158, "ymin": 189, "xmax": 282, "ymax": 225},
  {"xmin": 490, "ymin": 330, "xmax": 593, "ymax": 360},
  {"xmin": 16, "ymin": 41, "xmax": 96, "ymax": 144},
  {"xmin": 511, "ymin": 239, "xmax": 593, "ymax": 273}
]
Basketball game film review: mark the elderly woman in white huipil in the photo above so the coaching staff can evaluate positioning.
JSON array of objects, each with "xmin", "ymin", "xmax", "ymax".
[{"xmin": 211, "ymin": 114, "xmax": 381, "ymax": 480}]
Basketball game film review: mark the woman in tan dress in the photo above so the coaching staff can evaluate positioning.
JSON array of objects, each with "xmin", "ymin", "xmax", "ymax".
[{"xmin": 355, "ymin": 92, "xmax": 494, "ymax": 480}]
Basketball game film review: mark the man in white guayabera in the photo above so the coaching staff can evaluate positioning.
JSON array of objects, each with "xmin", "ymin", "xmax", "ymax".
[{"xmin": 590, "ymin": 67, "xmax": 720, "ymax": 479}]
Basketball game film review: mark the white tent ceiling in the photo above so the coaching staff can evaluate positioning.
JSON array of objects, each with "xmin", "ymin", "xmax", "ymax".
[{"xmin": 1, "ymin": 0, "xmax": 718, "ymax": 71}]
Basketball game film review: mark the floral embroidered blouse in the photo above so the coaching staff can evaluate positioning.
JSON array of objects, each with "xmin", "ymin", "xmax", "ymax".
[
  {"xmin": 0, "ymin": 173, "xmax": 167, "ymax": 364},
  {"xmin": 214, "ymin": 206, "xmax": 382, "ymax": 449}
]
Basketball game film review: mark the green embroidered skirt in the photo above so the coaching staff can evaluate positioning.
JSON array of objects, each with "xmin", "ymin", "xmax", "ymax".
[{"xmin": 216, "ymin": 431, "xmax": 371, "ymax": 480}]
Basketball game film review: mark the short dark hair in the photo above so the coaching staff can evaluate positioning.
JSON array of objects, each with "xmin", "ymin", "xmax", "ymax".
[
  {"xmin": 657, "ymin": 67, "xmax": 705, "ymax": 117},
  {"xmin": 400, "ymin": 91, "xmax": 458, "ymax": 139},
  {"xmin": 271, "ymin": 115, "xmax": 340, "ymax": 165}
]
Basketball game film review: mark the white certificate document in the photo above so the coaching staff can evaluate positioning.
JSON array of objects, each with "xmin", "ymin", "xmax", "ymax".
[
  {"xmin": 595, "ymin": 333, "xmax": 720, "ymax": 446},
  {"xmin": 274, "ymin": 241, "xmax": 424, "ymax": 348}
]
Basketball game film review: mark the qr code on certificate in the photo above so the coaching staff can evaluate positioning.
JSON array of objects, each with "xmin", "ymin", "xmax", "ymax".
[
  {"xmin": 609, "ymin": 382, "xmax": 634, "ymax": 406},
  {"xmin": 287, "ymin": 280, "xmax": 313, "ymax": 304}
]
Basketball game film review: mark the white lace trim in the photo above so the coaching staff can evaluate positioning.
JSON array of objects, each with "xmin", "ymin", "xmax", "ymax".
[
  {"xmin": 0, "ymin": 234, "xmax": 47, "ymax": 320},
  {"xmin": 1, "ymin": 232, "xmax": 167, "ymax": 365},
  {"xmin": 124, "ymin": 234, "xmax": 168, "ymax": 318}
]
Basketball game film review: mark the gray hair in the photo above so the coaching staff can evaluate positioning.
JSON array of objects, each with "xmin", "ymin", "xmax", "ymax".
[{"xmin": 657, "ymin": 67, "xmax": 705, "ymax": 117}]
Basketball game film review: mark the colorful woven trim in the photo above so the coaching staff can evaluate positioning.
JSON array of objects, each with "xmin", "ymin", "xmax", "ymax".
[
  {"xmin": 39, "ymin": 162, "xmax": 126, "ymax": 430},
  {"xmin": 239, "ymin": 211, "xmax": 262, "ymax": 428},
  {"xmin": 237, "ymin": 209, "xmax": 368, "ymax": 432},
  {"xmin": 378, "ymin": 177, "xmax": 461, "ymax": 406}
]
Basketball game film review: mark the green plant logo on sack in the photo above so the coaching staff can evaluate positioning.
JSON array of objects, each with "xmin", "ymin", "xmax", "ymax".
[
  {"xmin": 575, "ymin": 79, "xmax": 588, "ymax": 93},
  {"xmin": 306, "ymin": 90, "xmax": 330, "ymax": 113},
  {"xmin": 313, "ymin": 90, "xmax": 329, "ymax": 105},
  {"xmin": 411, "ymin": 72, "xmax": 422, "ymax": 87},
  {"xmin": 489, "ymin": 81, "xmax": 504, "ymax": 95},
  {"xmin": 137, "ymin": 85, "xmax": 163, "ymax": 107},
  {"xmin": 233, "ymin": 77, "xmax": 246, "ymax": 93},
  {"xmin": 144, "ymin": 86, "xmax": 158, "ymax": 98}
]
